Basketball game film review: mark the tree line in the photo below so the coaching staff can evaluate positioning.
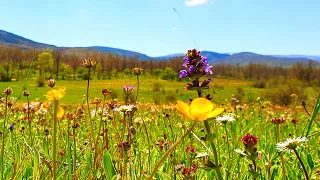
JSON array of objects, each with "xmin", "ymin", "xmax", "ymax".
[{"xmin": 0, "ymin": 46, "xmax": 319, "ymax": 85}]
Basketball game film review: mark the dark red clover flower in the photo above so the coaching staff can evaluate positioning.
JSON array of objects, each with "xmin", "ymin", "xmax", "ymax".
[{"xmin": 241, "ymin": 133, "xmax": 259, "ymax": 149}]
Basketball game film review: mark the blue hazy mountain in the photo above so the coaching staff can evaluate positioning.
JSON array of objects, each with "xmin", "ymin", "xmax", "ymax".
[{"xmin": 0, "ymin": 29, "xmax": 318, "ymax": 66}]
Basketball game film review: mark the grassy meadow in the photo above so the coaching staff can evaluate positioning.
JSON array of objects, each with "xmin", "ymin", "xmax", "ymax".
[
  {"xmin": 0, "ymin": 77, "xmax": 260, "ymax": 104},
  {"xmin": 0, "ymin": 72, "xmax": 319, "ymax": 180}
]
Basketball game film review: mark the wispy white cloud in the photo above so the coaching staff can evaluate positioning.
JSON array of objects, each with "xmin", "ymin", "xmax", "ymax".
[
  {"xmin": 172, "ymin": 27, "xmax": 178, "ymax": 31},
  {"xmin": 184, "ymin": 0, "xmax": 210, "ymax": 6}
]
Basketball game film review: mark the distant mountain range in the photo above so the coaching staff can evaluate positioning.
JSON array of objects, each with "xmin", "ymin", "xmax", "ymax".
[{"xmin": 0, "ymin": 29, "xmax": 319, "ymax": 66}]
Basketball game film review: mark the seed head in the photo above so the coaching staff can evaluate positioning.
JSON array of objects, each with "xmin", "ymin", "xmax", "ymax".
[
  {"xmin": 133, "ymin": 68, "xmax": 143, "ymax": 76},
  {"xmin": 82, "ymin": 57, "xmax": 97, "ymax": 68},
  {"xmin": 102, "ymin": 89, "xmax": 111, "ymax": 96},
  {"xmin": 3, "ymin": 87, "xmax": 13, "ymax": 95}
]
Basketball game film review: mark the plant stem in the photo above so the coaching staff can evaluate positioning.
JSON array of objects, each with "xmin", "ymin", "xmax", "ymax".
[
  {"xmin": 1, "ymin": 95, "xmax": 8, "ymax": 180},
  {"xmin": 276, "ymin": 124, "xmax": 287, "ymax": 180},
  {"xmin": 146, "ymin": 121, "xmax": 197, "ymax": 180},
  {"xmin": 141, "ymin": 118, "xmax": 151, "ymax": 174},
  {"xmin": 67, "ymin": 117, "xmax": 72, "ymax": 180},
  {"xmin": 224, "ymin": 124, "xmax": 231, "ymax": 158},
  {"xmin": 252, "ymin": 160, "xmax": 257, "ymax": 180},
  {"xmin": 204, "ymin": 121, "xmax": 224, "ymax": 180},
  {"xmin": 27, "ymin": 96, "xmax": 33, "ymax": 146},
  {"xmin": 135, "ymin": 75, "xmax": 140, "ymax": 104},
  {"xmin": 52, "ymin": 101, "xmax": 59, "ymax": 180},
  {"xmin": 293, "ymin": 149, "xmax": 309, "ymax": 180},
  {"xmin": 73, "ymin": 126, "xmax": 77, "ymax": 178},
  {"xmin": 86, "ymin": 68, "xmax": 95, "ymax": 142}
]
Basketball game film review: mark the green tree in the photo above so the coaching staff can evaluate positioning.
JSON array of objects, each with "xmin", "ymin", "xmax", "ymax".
[{"xmin": 37, "ymin": 52, "xmax": 54, "ymax": 78}]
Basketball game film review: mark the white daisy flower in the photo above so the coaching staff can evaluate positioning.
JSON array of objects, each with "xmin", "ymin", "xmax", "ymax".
[
  {"xmin": 234, "ymin": 149, "xmax": 247, "ymax": 156},
  {"xmin": 276, "ymin": 137, "xmax": 308, "ymax": 152},
  {"xmin": 114, "ymin": 105, "xmax": 134, "ymax": 113},
  {"xmin": 216, "ymin": 114, "xmax": 235, "ymax": 123}
]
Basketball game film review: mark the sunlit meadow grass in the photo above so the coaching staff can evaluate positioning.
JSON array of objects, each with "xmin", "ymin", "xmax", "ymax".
[
  {"xmin": 0, "ymin": 71, "xmax": 319, "ymax": 179},
  {"xmin": 0, "ymin": 77, "xmax": 260, "ymax": 104}
]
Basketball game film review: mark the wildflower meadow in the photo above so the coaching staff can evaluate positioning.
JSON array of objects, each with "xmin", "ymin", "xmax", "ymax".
[{"xmin": 0, "ymin": 49, "xmax": 319, "ymax": 180}]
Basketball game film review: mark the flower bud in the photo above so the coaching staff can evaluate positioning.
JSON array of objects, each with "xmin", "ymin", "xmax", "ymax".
[{"xmin": 47, "ymin": 79, "xmax": 55, "ymax": 88}]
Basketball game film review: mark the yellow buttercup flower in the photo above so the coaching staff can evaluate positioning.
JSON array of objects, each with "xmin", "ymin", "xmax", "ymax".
[
  {"xmin": 57, "ymin": 105, "xmax": 64, "ymax": 119},
  {"xmin": 177, "ymin": 98, "xmax": 224, "ymax": 122},
  {"xmin": 45, "ymin": 88, "xmax": 66, "ymax": 101},
  {"xmin": 44, "ymin": 88, "xmax": 66, "ymax": 119}
]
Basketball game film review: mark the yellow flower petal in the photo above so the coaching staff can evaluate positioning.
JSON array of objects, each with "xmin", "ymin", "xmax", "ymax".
[
  {"xmin": 176, "ymin": 98, "xmax": 224, "ymax": 122},
  {"xmin": 206, "ymin": 108, "xmax": 225, "ymax": 119},
  {"xmin": 189, "ymin": 98, "xmax": 213, "ymax": 118},
  {"xmin": 57, "ymin": 105, "xmax": 64, "ymax": 119},
  {"xmin": 45, "ymin": 88, "xmax": 66, "ymax": 101},
  {"xmin": 177, "ymin": 100, "xmax": 192, "ymax": 119}
]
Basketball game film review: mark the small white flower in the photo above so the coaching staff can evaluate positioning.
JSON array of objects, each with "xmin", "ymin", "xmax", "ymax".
[
  {"xmin": 234, "ymin": 149, "xmax": 247, "ymax": 156},
  {"xmin": 276, "ymin": 137, "xmax": 308, "ymax": 153},
  {"xmin": 114, "ymin": 105, "xmax": 134, "ymax": 113},
  {"xmin": 91, "ymin": 109, "xmax": 97, "ymax": 117},
  {"xmin": 91, "ymin": 107, "xmax": 108, "ymax": 117},
  {"xmin": 216, "ymin": 114, "xmax": 235, "ymax": 123}
]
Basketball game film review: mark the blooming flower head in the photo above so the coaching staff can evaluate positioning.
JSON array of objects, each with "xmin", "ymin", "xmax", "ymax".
[
  {"xmin": 176, "ymin": 98, "xmax": 224, "ymax": 122},
  {"xmin": 91, "ymin": 107, "xmax": 108, "ymax": 117},
  {"xmin": 44, "ymin": 88, "xmax": 66, "ymax": 119},
  {"xmin": 114, "ymin": 105, "xmax": 134, "ymax": 113},
  {"xmin": 271, "ymin": 117, "xmax": 286, "ymax": 124},
  {"xmin": 276, "ymin": 137, "xmax": 308, "ymax": 153},
  {"xmin": 45, "ymin": 88, "xmax": 66, "ymax": 102},
  {"xmin": 216, "ymin": 113, "xmax": 235, "ymax": 124},
  {"xmin": 179, "ymin": 70, "xmax": 188, "ymax": 78},
  {"xmin": 241, "ymin": 133, "xmax": 259, "ymax": 149},
  {"xmin": 179, "ymin": 49, "xmax": 213, "ymax": 79},
  {"xmin": 123, "ymin": 85, "xmax": 135, "ymax": 95}
]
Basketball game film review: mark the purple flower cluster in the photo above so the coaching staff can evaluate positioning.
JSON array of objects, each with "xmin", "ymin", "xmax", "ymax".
[{"xmin": 179, "ymin": 49, "xmax": 213, "ymax": 79}]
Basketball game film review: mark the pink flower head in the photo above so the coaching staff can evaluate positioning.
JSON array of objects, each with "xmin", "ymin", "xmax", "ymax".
[{"xmin": 123, "ymin": 85, "xmax": 135, "ymax": 95}]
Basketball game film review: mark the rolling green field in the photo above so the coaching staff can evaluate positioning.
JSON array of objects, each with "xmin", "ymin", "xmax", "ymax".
[{"xmin": 0, "ymin": 77, "xmax": 262, "ymax": 104}]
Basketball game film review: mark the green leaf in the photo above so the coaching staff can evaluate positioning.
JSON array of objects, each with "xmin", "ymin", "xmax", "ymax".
[
  {"xmin": 307, "ymin": 154, "xmax": 314, "ymax": 169},
  {"xmin": 33, "ymin": 150, "xmax": 39, "ymax": 180},
  {"xmin": 103, "ymin": 150, "xmax": 116, "ymax": 180}
]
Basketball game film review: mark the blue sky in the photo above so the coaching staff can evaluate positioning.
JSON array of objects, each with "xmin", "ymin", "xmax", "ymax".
[{"xmin": 0, "ymin": 0, "xmax": 319, "ymax": 57}]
